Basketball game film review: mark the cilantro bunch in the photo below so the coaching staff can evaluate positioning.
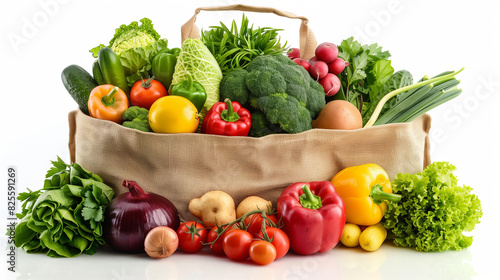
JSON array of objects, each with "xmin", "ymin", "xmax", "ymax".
[
  {"xmin": 14, "ymin": 157, "xmax": 114, "ymax": 257},
  {"xmin": 383, "ymin": 162, "xmax": 482, "ymax": 252}
]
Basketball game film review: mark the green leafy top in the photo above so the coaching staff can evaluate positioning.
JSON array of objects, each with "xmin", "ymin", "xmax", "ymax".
[
  {"xmin": 89, "ymin": 18, "xmax": 169, "ymax": 87},
  {"xmin": 337, "ymin": 37, "xmax": 393, "ymax": 109},
  {"xmin": 201, "ymin": 14, "xmax": 287, "ymax": 75},
  {"xmin": 383, "ymin": 162, "xmax": 483, "ymax": 252},
  {"xmin": 90, "ymin": 18, "xmax": 162, "ymax": 57}
]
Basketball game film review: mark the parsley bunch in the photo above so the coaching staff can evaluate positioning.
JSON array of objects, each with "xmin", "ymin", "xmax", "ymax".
[
  {"xmin": 14, "ymin": 157, "xmax": 114, "ymax": 257},
  {"xmin": 383, "ymin": 162, "xmax": 482, "ymax": 252}
]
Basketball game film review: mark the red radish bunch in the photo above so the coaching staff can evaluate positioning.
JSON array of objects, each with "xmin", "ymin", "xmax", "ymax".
[{"xmin": 289, "ymin": 43, "xmax": 348, "ymax": 97}]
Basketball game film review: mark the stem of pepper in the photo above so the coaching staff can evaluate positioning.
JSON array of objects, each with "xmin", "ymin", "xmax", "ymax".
[
  {"xmin": 299, "ymin": 185, "xmax": 323, "ymax": 210},
  {"xmin": 101, "ymin": 86, "xmax": 119, "ymax": 107},
  {"xmin": 185, "ymin": 72, "xmax": 194, "ymax": 91},
  {"xmin": 369, "ymin": 184, "xmax": 401, "ymax": 204},
  {"xmin": 220, "ymin": 98, "xmax": 240, "ymax": 122}
]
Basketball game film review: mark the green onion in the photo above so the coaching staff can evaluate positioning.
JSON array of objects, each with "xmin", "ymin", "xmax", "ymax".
[{"xmin": 364, "ymin": 68, "xmax": 464, "ymax": 127}]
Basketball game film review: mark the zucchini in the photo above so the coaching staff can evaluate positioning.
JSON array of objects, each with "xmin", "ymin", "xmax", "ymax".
[
  {"xmin": 97, "ymin": 47, "xmax": 130, "ymax": 95},
  {"xmin": 61, "ymin": 65, "xmax": 98, "ymax": 114}
]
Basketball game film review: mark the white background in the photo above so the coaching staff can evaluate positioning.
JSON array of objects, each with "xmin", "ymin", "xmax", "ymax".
[{"xmin": 1, "ymin": 0, "xmax": 499, "ymax": 279}]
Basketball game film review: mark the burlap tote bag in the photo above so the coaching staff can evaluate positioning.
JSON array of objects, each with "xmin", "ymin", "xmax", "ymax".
[{"xmin": 68, "ymin": 5, "xmax": 431, "ymax": 220}]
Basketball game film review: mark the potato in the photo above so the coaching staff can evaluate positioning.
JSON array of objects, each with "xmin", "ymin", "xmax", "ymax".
[
  {"xmin": 311, "ymin": 100, "xmax": 363, "ymax": 130},
  {"xmin": 188, "ymin": 190, "xmax": 236, "ymax": 227},
  {"xmin": 236, "ymin": 196, "xmax": 272, "ymax": 218}
]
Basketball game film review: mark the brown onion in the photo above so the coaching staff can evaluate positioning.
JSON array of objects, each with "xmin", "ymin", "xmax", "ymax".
[{"xmin": 144, "ymin": 226, "xmax": 178, "ymax": 258}]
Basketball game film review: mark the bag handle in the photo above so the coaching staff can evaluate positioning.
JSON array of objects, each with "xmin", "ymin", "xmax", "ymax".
[
  {"xmin": 180, "ymin": 4, "xmax": 317, "ymax": 59},
  {"xmin": 68, "ymin": 110, "xmax": 78, "ymax": 164}
]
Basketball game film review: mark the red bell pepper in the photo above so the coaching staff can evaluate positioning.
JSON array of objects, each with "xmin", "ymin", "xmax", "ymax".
[
  {"xmin": 201, "ymin": 98, "xmax": 251, "ymax": 136},
  {"xmin": 277, "ymin": 181, "xmax": 346, "ymax": 255}
]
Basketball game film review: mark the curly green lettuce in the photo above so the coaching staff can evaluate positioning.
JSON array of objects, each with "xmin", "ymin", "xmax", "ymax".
[{"xmin": 383, "ymin": 162, "xmax": 482, "ymax": 252}]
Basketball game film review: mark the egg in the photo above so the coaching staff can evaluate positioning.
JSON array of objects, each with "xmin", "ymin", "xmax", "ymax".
[{"xmin": 312, "ymin": 100, "xmax": 363, "ymax": 130}]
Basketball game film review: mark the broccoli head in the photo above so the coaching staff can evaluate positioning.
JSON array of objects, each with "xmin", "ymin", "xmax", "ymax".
[
  {"xmin": 219, "ymin": 54, "xmax": 326, "ymax": 136},
  {"xmin": 219, "ymin": 68, "xmax": 250, "ymax": 104},
  {"xmin": 122, "ymin": 106, "xmax": 152, "ymax": 132}
]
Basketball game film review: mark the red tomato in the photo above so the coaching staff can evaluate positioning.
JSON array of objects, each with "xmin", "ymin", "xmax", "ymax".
[
  {"xmin": 176, "ymin": 221, "xmax": 207, "ymax": 253},
  {"xmin": 130, "ymin": 78, "xmax": 167, "ymax": 110},
  {"xmin": 249, "ymin": 240, "xmax": 276, "ymax": 265},
  {"xmin": 257, "ymin": 227, "xmax": 290, "ymax": 260},
  {"xmin": 244, "ymin": 213, "xmax": 278, "ymax": 237},
  {"xmin": 207, "ymin": 225, "xmax": 230, "ymax": 255},
  {"xmin": 222, "ymin": 229, "xmax": 253, "ymax": 261}
]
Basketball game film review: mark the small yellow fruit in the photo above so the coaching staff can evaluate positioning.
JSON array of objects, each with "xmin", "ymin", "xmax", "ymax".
[
  {"xmin": 340, "ymin": 223, "xmax": 361, "ymax": 247},
  {"xmin": 148, "ymin": 95, "xmax": 199, "ymax": 134},
  {"xmin": 359, "ymin": 223, "xmax": 387, "ymax": 252}
]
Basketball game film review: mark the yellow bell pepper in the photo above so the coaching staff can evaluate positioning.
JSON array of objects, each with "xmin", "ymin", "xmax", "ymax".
[{"xmin": 331, "ymin": 163, "xmax": 401, "ymax": 226}]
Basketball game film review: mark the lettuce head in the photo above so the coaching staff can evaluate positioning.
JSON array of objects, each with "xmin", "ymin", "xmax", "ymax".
[{"xmin": 90, "ymin": 18, "xmax": 168, "ymax": 86}]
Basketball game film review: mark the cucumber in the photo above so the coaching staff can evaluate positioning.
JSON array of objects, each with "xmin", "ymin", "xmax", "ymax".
[
  {"xmin": 97, "ymin": 47, "xmax": 130, "ymax": 95},
  {"xmin": 92, "ymin": 60, "xmax": 105, "ymax": 85},
  {"xmin": 61, "ymin": 64, "xmax": 98, "ymax": 114}
]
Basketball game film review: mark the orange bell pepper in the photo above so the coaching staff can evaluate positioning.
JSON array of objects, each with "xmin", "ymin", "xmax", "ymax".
[
  {"xmin": 331, "ymin": 163, "xmax": 401, "ymax": 226},
  {"xmin": 88, "ymin": 84, "xmax": 129, "ymax": 123}
]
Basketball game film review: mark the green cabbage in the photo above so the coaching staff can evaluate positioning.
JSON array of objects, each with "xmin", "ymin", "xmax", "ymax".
[
  {"xmin": 171, "ymin": 38, "xmax": 223, "ymax": 116},
  {"xmin": 383, "ymin": 162, "xmax": 483, "ymax": 252},
  {"xmin": 89, "ymin": 18, "xmax": 168, "ymax": 86}
]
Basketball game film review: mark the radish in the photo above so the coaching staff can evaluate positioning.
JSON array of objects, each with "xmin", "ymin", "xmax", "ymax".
[
  {"xmin": 287, "ymin": 48, "xmax": 300, "ymax": 59},
  {"xmin": 328, "ymin": 58, "xmax": 347, "ymax": 75},
  {"xmin": 293, "ymin": 58, "xmax": 312, "ymax": 72},
  {"xmin": 315, "ymin": 42, "xmax": 338, "ymax": 63},
  {"xmin": 309, "ymin": 61, "xmax": 329, "ymax": 80},
  {"xmin": 319, "ymin": 73, "xmax": 341, "ymax": 96},
  {"xmin": 308, "ymin": 56, "xmax": 318, "ymax": 65}
]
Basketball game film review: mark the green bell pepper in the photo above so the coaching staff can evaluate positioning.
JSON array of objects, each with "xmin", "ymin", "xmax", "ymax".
[
  {"xmin": 151, "ymin": 48, "xmax": 180, "ymax": 90},
  {"xmin": 170, "ymin": 73, "xmax": 207, "ymax": 113}
]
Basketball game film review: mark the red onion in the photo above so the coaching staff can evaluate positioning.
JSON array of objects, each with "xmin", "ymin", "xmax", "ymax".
[{"xmin": 104, "ymin": 180, "xmax": 180, "ymax": 253}]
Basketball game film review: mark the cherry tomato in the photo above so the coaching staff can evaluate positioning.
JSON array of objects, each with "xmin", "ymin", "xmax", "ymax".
[
  {"xmin": 249, "ymin": 240, "xmax": 276, "ymax": 265},
  {"xmin": 222, "ymin": 229, "xmax": 253, "ymax": 261},
  {"xmin": 176, "ymin": 221, "xmax": 207, "ymax": 253},
  {"xmin": 207, "ymin": 225, "xmax": 230, "ymax": 255},
  {"xmin": 130, "ymin": 77, "xmax": 167, "ymax": 110},
  {"xmin": 244, "ymin": 213, "xmax": 278, "ymax": 237},
  {"xmin": 257, "ymin": 227, "xmax": 290, "ymax": 260}
]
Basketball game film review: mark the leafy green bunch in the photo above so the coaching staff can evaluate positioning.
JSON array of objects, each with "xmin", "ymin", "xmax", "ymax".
[
  {"xmin": 90, "ymin": 18, "xmax": 169, "ymax": 87},
  {"xmin": 14, "ymin": 157, "xmax": 114, "ymax": 257},
  {"xmin": 383, "ymin": 162, "xmax": 482, "ymax": 252},
  {"xmin": 201, "ymin": 14, "xmax": 287, "ymax": 75}
]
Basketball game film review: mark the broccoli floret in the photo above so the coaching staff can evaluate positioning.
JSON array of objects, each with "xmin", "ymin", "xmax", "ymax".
[
  {"xmin": 219, "ymin": 68, "xmax": 250, "ymax": 104},
  {"xmin": 122, "ymin": 106, "xmax": 152, "ymax": 132},
  {"xmin": 245, "ymin": 67, "xmax": 287, "ymax": 98},
  {"xmin": 249, "ymin": 111, "xmax": 274, "ymax": 137},
  {"xmin": 257, "ymin": 93, "xmax": 312, "ymax": 134}
]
